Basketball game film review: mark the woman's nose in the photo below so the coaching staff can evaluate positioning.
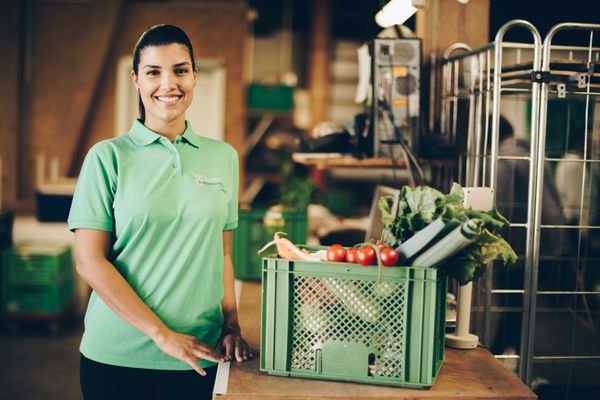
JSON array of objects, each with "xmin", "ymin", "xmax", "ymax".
[{"xmin": 160, "ymin": 71, "xmax": 177, "ymax": 88}]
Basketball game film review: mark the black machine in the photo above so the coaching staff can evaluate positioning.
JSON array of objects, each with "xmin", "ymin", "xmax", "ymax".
[
  {"xmin": 355, "ymin": 38, "xmax": 424, "ymax": 184},
  {"xmin": 370, "ymin": 37, "xmax": 421, "ymax": 157}
]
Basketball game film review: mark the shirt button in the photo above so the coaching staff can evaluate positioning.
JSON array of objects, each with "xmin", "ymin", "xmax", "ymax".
[{"xmin": 172, "ymin": 162, "xmax": 178, "ymax": 168}]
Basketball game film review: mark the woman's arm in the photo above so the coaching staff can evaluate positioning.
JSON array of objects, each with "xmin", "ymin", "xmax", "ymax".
[
  {"xmin": 74, "ymin": 228, "xmax": 223, "ymax": 375},
  {"xmin": 219, "ymin": 230, "xmax": 253, "ymax": 362}
]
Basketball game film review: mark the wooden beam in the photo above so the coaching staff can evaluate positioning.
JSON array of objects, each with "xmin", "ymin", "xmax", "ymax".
[
  {"xmin": 308, "ymin": 0, "xmax": 331, "ymax": 129},
  {"xmin": 416, "ymin": 0, "xmax": 489, "ymax": 58},
  {"xmin": 0, "ymin": 1, "xmax": 23, "ymax": 210},
  {"xmin": 416, "ymin": 0, "xmax": 490, "ymax": 133},
  {"xmin": 68, "ymin": 0, "xmax": 124, "ymax": 176}
]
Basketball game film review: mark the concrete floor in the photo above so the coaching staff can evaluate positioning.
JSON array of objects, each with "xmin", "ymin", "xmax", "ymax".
[{"xmin": 0, "ymin": 316, "xmax": 83, "ymax": 400}]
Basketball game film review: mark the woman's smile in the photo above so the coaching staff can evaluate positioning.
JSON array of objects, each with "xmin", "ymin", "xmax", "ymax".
[{"xmin": 155, "ymin": 94, "xmax": 183, "ymax": 105}]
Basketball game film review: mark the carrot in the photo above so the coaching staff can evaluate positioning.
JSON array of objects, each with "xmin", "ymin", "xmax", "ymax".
[{"xmin": 258, "ymin": 232, "xmax": 321, "ymax": 261}]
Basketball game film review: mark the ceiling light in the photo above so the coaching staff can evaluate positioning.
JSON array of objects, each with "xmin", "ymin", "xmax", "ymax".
[{"xmin": 375, "ymin": 0, "xmax": 418, "ymax": 28}]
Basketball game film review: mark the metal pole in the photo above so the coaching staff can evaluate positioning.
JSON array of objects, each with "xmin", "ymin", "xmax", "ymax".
[{"xmin": 488, "ymin": 22, "xmax": 543, "ymax": 380}]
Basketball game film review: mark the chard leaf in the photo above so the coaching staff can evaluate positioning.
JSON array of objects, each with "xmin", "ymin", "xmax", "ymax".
[
  {"xmin": 378, "ymin": 195, "xmax": 396, "ymax": 227},
  {"xmin": 467, "ymin": 207, "xmax": 509, "ymax": 232},
  {"xmin": 487, "ymin": 207, "xmax": 510, "ymax": 226},
  {"xmin": 450, "ymin": 182, "xmax": 464, "ymax": 199},
  {"xmin": 440, "ymin": 252, "xmax": 478, "ymax": 286}
]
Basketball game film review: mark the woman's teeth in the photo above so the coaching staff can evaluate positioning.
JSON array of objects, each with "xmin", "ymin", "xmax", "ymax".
[{"xmin": 157, "ymin": 96, "xmax": 180, "ymax": 104}]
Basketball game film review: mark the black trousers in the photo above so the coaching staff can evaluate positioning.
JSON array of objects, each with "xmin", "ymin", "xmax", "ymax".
[{"xmin": 80, "ymin": 354, "xmax": 217, "ymax": 400}]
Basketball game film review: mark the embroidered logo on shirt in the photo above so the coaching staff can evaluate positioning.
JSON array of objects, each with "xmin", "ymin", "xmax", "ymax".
[{"xmin": 194, "ymin": 174, "xmax": 227, "ymax": 193}]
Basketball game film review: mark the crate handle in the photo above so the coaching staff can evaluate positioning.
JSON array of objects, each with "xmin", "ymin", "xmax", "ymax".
[{"xmin": 315, "ymin": 348, "xmax": 323, "ymax": 374}]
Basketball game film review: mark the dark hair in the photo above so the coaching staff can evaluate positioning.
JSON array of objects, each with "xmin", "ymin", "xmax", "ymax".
[{"xmin": 132, "ymin": 24, "xmax": 196, "ymax": 121}]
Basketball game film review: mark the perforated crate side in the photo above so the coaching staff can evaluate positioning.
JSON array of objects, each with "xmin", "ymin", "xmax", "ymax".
[{"xmin": 260, "ymin": 256, "xmax": 447, "ymax": 388}]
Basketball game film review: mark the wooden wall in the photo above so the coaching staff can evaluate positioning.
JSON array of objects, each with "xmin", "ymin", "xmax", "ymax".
[
  {"xmin": 0, "ymin": 1, "xmax": 23, "ymax": 212},
  {"xmin": 0, "ymin": 0, "xmax": 249, "ymax": 212}
]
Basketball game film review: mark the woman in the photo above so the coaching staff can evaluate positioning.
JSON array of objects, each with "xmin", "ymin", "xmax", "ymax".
[{"xmin": 68, "ymin": 24, "xmax": 252, "ymax": 399}]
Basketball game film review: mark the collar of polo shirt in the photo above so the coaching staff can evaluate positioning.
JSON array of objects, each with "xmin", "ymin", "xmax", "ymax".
[{"xmin": 129, "ymin": 119, "xmax": 200, "ymax": 149}]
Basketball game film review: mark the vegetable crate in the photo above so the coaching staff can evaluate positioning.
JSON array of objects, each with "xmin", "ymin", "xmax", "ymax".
[
  {"xmin": 1, "ymin": 241, "xmax": 74, "ymax": 315},
  {"xmin": 260, "ymin": 254, "xmax": 447, "ymax": 388},
  {"xmin": 232, "ymin": 209, "xmax": 307, "ymax": 281}
]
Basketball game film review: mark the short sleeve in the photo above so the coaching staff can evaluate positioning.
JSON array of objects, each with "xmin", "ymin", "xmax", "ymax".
[
  {"xmin": 223, "ymin": 149, "xmax": 239, "ymax": 231},
  {"xmin": 68, "ymin": 143, "xmax": 116, "ymax": 232}
]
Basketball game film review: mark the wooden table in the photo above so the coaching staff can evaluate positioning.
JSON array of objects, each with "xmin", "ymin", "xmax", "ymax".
[{"xmin": 215, "ymin": 282, "xmax": 536, "ymax": 400}]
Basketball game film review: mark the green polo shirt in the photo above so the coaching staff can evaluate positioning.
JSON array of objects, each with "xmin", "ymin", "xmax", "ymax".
[{"xmin": 68, "ymin": 119, "xmax": 238, "ymax": 370}]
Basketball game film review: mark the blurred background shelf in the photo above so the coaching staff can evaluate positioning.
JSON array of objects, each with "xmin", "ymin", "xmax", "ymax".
[{"xmin": 292, "ymin": 154, "xmax": 408, "ymax": 169}]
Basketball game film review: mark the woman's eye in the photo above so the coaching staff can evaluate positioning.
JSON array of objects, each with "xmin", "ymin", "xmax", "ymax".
[
  {"xmin": 176, "ymin": 68, "xmax": 189, "ymax": 74},
  {"xmin": 146, "ymin": 70, "xmax": 159, "ymax": 76}
]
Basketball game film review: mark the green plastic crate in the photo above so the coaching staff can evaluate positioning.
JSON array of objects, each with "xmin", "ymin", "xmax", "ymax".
[
  {"xmin": 2, "ymin": 242, "xmax": 73, "ymax": 285},
  {"xmin": 247, "ymin": 83, "xmax": 294, "ymax": 111},
  {"xmin": 260, "ymin": 249, "xmax": 447, "ymax": 388},
  {"xmin": 232, "ymin": 209, "xmax": 307, "ymax": 281},
  {"xmin": 1, "ymin": 241, "xmax": 75, "ymax": 316},
  {"xmin": 3, "ymin": 279, "xmax": 74, "ymax": 315}
]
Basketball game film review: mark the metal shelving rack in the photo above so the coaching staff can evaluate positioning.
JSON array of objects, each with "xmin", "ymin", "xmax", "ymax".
[
  {"xmin": 528, "ymin": 22, "xmax": 600, "ymax": 394},
  {"xmin": 440, "ymin": 19, "xmax": 600, "ymax": 396}
]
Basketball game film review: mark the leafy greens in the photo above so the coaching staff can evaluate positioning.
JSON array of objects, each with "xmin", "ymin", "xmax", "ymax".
[{"xmin": 379, "ymin": 183, "xmax": 517, "ymax": 285}]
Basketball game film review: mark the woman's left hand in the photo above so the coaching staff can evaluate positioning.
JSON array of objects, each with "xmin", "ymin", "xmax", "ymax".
[{"xmin": 216, "ymin": 327, "xmax": 254, "ymax": 362}]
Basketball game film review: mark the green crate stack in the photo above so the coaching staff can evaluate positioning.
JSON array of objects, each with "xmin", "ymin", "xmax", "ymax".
[
  {"xmin": 232, "ymin": 209, "xmax": 307, "ymax": 281},
  {"xmin": 260, "ymin": 248, "xmax": 447, "ymax": 389},
  {"xmin": 3, "ymin": 280, "xmax": 74, "ymax": 314},
  {"xmin": 1, "ymin": 241, "xmax": 74, "ymax": 316}
]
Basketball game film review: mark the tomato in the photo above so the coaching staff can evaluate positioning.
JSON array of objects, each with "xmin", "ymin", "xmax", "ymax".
[
  {"xmin": 345, "ymin": 248, "xmax": 358, "ymax": 263},
  {"xmin": 326, "ymin": 244, "xmax": 346, "ymax": 262},
  {"xmin": 380, "ymin": 247, "xmax": 399, "ymax": 267},
  {"xmin": 356, "ymin": 247, "xmax": 376, "ymax": 266}
]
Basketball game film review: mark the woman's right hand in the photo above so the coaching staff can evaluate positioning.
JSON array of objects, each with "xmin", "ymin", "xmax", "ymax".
[{"xmin": 152, "ymin": 329, "xmax": 225, "ymax": 376}]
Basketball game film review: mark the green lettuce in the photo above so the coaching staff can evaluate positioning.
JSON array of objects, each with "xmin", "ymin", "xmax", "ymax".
[{"xmin": 378, "ymin": 183, "xmax": 517, "ymax": 285}]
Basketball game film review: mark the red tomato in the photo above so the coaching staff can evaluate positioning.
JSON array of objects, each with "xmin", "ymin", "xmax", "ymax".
[
  {"xmin": 326, "ymin": 244, "xmax": 346, "ymax": 262},
  {"xmin": 356, "ymin": 247, "xmax": 376, "ymax": 266},
  {"xmin": 345, "ymin": 248, "xmax": 358, "ymax": 263},
  {"xmin": 380, "ymin": 247, "xmax": 399, "ymax": 267}
]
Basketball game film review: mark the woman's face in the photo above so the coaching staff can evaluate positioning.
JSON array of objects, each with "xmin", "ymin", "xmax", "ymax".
[{"xmin": 132, "ymin": 43, "xmax": 196, "ymax": 127}]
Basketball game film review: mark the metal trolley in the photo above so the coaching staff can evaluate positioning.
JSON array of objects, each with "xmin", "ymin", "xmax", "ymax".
[{"xmin": 440, "ymin": 20, "xmax": 600, "ymax": 396}]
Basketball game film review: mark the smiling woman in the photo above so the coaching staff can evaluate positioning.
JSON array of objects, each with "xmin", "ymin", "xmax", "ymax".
[
  {"xmin": 68, "ymin": 24, "xmax": 252, "ymax": 400},
  {"xmin": 131, "ymin": 25, "xmax": 197, "ymax": 142}
]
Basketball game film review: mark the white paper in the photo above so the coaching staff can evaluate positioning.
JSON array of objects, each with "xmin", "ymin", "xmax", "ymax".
[
  {"xmin": 213, "ymin": 361, "xmax": 230, "ymax": 396},
  {"xmin": 355, "ymin": 44, "xmax": 371, "ymax": 104}
]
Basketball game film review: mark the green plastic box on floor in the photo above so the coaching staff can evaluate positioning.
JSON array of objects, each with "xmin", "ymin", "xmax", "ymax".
[
  {"xmin": 1, "ymin": 241, "xmax": 74, "ymax": 315},
  {"xmin": 260, "ymin": 248, "xmax": 447, "ymax": 389}
]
